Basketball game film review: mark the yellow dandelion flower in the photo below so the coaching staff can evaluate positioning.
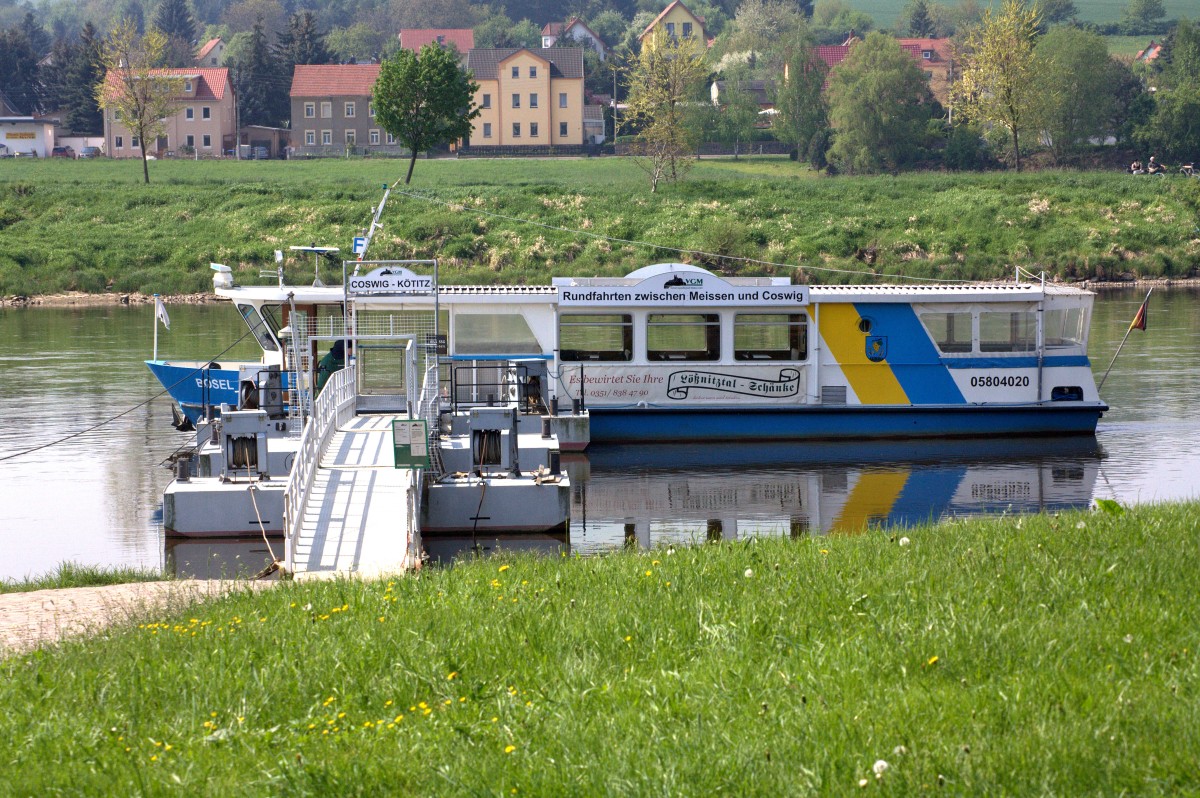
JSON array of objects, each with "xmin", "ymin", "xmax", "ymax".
[
  {"xmin": 308, "ymin": 723, "xmax": 316, "ymax": 730},
  {"xmin": 644, "ymin": 570, "xmax": 652, "ymax": 577},
  {"xmin": 150, "ymin": 755, "xmax": 157, "ymax": 762},
  {"xmin": 444, "ymin": 699, "xmax": 452, "ymax": 706},
  {"xmin": 447, "ymin": 671, "xmax": 459, "ymax": 680},
  {"xmin": 394, "ymin": 715, "xmax": 404, "ymax": 723},
  {"xmin": 385, "ymin": 700, "xmax": 393, "ymax": 707},
  {"xmin": 498, "ymin": 564, "xmax": 510, "ymax": 572},
  {"xmin": 164, "ymin": 744, "xmax": 172, "ymax": 751},
  {"xmin": 459, "ymin": 697, "xmax": 466, "ymax": 703},
  {"xmin": 338, "ymin": 712, "xmax": 346, "ymax": 719},
  {"xmin": 504, "ymin": 744, "xmax": 516, "ymax": 754},
  {"xmin": 492, "ymin": 716, "xmax": 499, "ymax": 722},
  {"xmin": 652, "ymin": 560, "xmax": 661, "ymax": 566},
  {"xmin": 210, "ymin": 711, "xmax": 218, "ymax": 717},
  {"xmin": 927, "ymin": 655, "xmax": 939, "ymax": 666},
  {"xmin": 418, "ymin": 701, "xmax": 428, "ymax": 709},
  {"xmin": 423, "ymin": 708, "xmax": 432, "ymax": 716},
  {"xmin": 820, "ymin": 549, "xmax": 829, "ymax": 554},
  {"xmin": 624, "ymin": 635, "xmax": 632, "ymax": 642}
]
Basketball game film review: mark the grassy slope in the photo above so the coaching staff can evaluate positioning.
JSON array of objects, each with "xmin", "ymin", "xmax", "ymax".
[
  {"xmin": 2, "ymin": 504, "xmax": 1198, "ymax": 795},
  {"xmin": 2, "ymin": 157, "xmax": 1199, "ymax": 296},
  {"xmin": 856, "ymin": 0, "xmax": 1194, "ymax": 28},
  {"xmin": 0, "ymin": 563, "xmax": 166, "ymax": 594}
]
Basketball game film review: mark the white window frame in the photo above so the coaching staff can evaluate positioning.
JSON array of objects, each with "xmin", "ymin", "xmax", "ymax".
[
  {"xmin": 511, "ymin": 66, "xmax": 519, "ymax": 78},
  {"xmin": 304, "ymin": 102, "xmax": 315, "ymax": 118},
  {"xmin": 202, "ymin": 106, "xmax": 211, "ymax": 120},
  {"xmin": 320, "ymin": 102, "xmax": 332, "ymax": 118},
  {"xmin": 344, "ymin": 101, "xmax": 355, "ymax": 118},
  {"xmin": 529, "ymin": 66, "xmax": 537, "ymax": 78},
  {"xmin": 530, "ymin": 122, "xmax": 539, "ymax": 138},
  {"xmin": 512, "ymin": 122, "xmax": 521, "ymax": 138},
  {"xmin": 483, "ymin": 122, "xmax": 492, "ymax": 138},
  {"xmin": 482, "ymin": 93, "xmax": 491, "ymax": 109},
  {"xmin": 185, "ymin": 107, "xmax": 194, "ymax": 121},
  {"xmin": 184, "ymin": 79, "xmax": 193, "ymax": 92},
  {"xmin": 345, "ymin": 129, "xmax": 356, "ymax": 144},
  {"xmin": 322, "ymin": 129, "xmax": 332, "ymax": 145},
  {"xmin": 132, "ymin": 136, "xmax": 141, "ymax": 149},
  {"xmin": 369, "ymin": 129, "xmax": 380, "ymax": 145},
  {"xmin": 559, "ymin": 92, "xmax": 567, "ymax": 108},
  {"xmin": 512, "ymin": 93, "xmax": 520, "ymax": 108},
  {"xmin": 530, "ymin": 93, "xmax": 538, "ymax": 108},
  {"xmin": 115, "ymin": 135, "xmax": 123, "ymax": 148},
  {"xmin": 185, "ymin": 134, "xmax": 195, "ymax": 147},
  {"xmin": 202, "ymin": 134, "xmax": 211, "ymax": 148},
  {"xmin": 386, "ymin": 132, "xmax": 396, "ymax": 144},
  {"xmin": 305, "ymin": 130, "xmax": 316, "ymax": 145}
]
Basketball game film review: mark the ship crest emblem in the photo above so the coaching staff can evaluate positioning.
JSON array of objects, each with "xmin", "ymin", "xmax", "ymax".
[{"xmin": 865, "ymin": 336, "xmax": 888, "ymax": 362}]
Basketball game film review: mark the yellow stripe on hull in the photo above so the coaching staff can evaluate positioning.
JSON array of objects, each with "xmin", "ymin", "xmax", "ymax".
[{"xmin": 811, "ymin": 304, "xmax": 909, "ymax": 405}]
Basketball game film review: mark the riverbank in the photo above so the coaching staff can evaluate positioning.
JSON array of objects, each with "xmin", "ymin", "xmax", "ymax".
[
  {"xmin": 2, "ymin": 159, "xmax": 1198, "ymax": 297},
  {"xmin": 4, "ymin": 501, "xmax": 1198, "ymax": 794}
]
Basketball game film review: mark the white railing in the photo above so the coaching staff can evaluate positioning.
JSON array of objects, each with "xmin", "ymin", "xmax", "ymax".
[{"xmin": 284, "ymin": 363, "xmax": 357, "ymax": 574}]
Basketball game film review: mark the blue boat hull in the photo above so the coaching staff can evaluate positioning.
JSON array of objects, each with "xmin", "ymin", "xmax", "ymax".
[
  {"xmin": 586, "ymin": 403, "xmax": 1106, "ymax": 444},
  {"xmin": 146, "ymin": 360, "xmax": 243, "ymax": 422}
]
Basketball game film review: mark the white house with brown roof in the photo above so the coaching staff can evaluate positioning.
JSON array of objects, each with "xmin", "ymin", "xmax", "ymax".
[
  {"xmin": 639, "ymin": 1, "xmax": 708, "ymax": 49},
  {"xmin": 196, "ymin": 37, "xmax": 226, "ymax": 67},
  {"xmin": 101, "ymin": 68, "xmax": 235, "ymax": 158},
  {"xmin": 541, "ymin": 19, "xmax": 609, "ymax": 60},
  {"xmin": 289, "ymin": 64, "xmax": 400, "ymax": 156}
]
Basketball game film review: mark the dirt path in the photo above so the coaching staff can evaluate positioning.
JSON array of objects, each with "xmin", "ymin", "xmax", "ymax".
[{"xmin": 0, "ymin": 580, "xmax": 276, "ymax": 658}]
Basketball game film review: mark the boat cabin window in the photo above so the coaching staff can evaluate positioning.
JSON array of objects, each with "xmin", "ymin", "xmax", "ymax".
[
  {"xmin": 920, "ymin": 311, "xmax": 973, "ymax": 353},
  {"xmin": 1044, "ymin": 306, "xmax": 1086, "ymax": 348},
  {"xmin": 979, "ymin": 311, "xmax": 1036, "ymax": 352},
  {"xmin": 734, "ymin": 314, "xmax": 807, "ymax": 360},
  {"xmin": 236, "ymin": 303, "xmax": 279, "ymax": 352},
  {"xmin": 558, "ymin": 313, "xmax": 633, "ymax": 362},
  {"xmin": 454, "ymin": 313, "xmax": 544, "ymax": 355},
  {"xmin": 646, "ymin": 313, "xmax": 720, "ymax": 361}
]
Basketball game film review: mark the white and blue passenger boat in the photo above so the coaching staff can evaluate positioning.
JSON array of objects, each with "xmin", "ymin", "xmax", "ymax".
[{"xmin": 149, "ymin": 261, "xmax": 1106, "ymax": 446}]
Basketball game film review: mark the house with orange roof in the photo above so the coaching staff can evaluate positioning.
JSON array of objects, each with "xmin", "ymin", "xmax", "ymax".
[
  {"xmin": 290, "ymin": 64, "xmax": 397, "ymax": 156},
  {"xmin": 101, "ymin": 68, "xmax": 235, "ymax": 158},
  {"xmin": 896, "ymin": 38, "xmax": 955, "ymax": 104},
  {"xmin": 398, "ymin": 29, "xmax": 475, "ymax": 54},
  {"xmin": 1134, "ymin": 40, "xmax": 1162, "ymax": 63},
  {"xmin": 541, "ymin": 19, "xmax": 609, "ymax": 60},
  {"xmin": 638, "ymin": 0, "xmax": 708, "ymax": 50},
  {"xmin": 196, "ymin": 37, "xmax": 226, "ymax": 67}
]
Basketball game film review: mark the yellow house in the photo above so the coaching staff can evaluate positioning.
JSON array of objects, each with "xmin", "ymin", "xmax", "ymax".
[
  {"xmin": 466, "ymin": 48, "xmax": 585, "ymax": 148},
  {"xmin": 638, "ymin": 0, "xmax": 708, "ymax": 49}
]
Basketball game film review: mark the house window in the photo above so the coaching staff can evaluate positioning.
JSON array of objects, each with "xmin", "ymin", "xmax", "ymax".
[
  {"xmin": 185, "ymin": 134, "xmax": 194, "ymax": 147},
  {"xmin": 320, "ymin": 102, "xmax": 332, "ymax": 118},
  {"xmin": 184, "ymin": 79, "xmax": 193, "ymax": 92},
  {"xmin": 530, "ymin": 122, "xmax": 539, "ymax": 137},
  {"xmin": 202, "ymin": 134, "xmax": 211, "ymax": 148},
  {"xmin": 512, "ymin": 93, "xmax": 520, "ymax": 108},
  {"xmin": 483, "ymin": 122, "xmax": 492, "ymax": 138},
  {"xmin": 304, "ymin": 102, "xmax": 315, "ymax": 118},
  {"xmin": 558, "ymin": 314, "xmax": 633, "ymax": 362},
  {"xmin": 923, "ymin": 50, "xmax": 933, "ymax": 59},
  {"xmin": 530, "ymin": 93, "xmax": 538, "ymax": 108},
  {"xmin": 202, "ymin": 106, "xmax": 210, "ymax": 120},
  {"xmin": 666, "ymin": 22, "xmax": 675, "ymax": 37},
  {"xmin": 305, "ymin": 130, "xmax": 315, "ymax": 145},
  {"xmin": 386, "ymin": 132, "xmax": 396, "ymax": 144},
  {"xmin": 511, "ymin": 66, "xmax": 519, "ymax": 78},
  {"xmin": 647, "ymin": 313, "xmax": 720, "ymax": 361},
  {"xmin": 512, "ymin": 122, "xmax": 521, "ymax": 137},
  {"xmin": 344, "ymin": 102, "xmax": 355, "ymax": 117},
  {"xmin": 322, "ymin": 130, "xmax": 332, "ymax": 145},
  {"xmin": 115, "ymin": 136, "xmax": 123, "ymax": 148},
  {"xmin": 132, "ymin": 136, "xmax": 140, "ymax": 149},
  {"xmin": 560, "ymin": 121, "xmax": 567, "ymax": 137},
  {"xmin": 345, "ymin": 129, "xmax": 356, "ymax": 144},
  {"xmin": 559, "ymin": 92, "xmax": 567, "ymax": 108},
  {"xmin": 369, "ymin": 103, "xmax": 375, "ymax": 117},
  {"xmin": 682, "ymin": 22, "xmax": 692, "ymax": 37},
  {"xmin": 529, "ymin": 66, "xmax": 537, "ymax": 78},
  {"xmin": 734, "ymin": 314, "xmax": 807, "ymax": 361},
  {"xmin": 185, "ymin": 107, "xmax": 194, "ymax": 120},
  {"xmin": 482, "ymin": 93, "xmax": 491, "ymax": 108},
  {"xmin": 369, "ymin": 129, "xmax": 380, "ymax": 144}
]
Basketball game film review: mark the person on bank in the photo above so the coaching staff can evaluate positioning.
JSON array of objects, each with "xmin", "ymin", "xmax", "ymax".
[{"xmin": 316, "ymin": 340, "xmax": 345, "ymax": 391}]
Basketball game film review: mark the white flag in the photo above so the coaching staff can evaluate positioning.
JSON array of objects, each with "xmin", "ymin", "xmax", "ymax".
[{"xmin": 155, "ymin": 296, "xmax": 171, "ymax": 331}]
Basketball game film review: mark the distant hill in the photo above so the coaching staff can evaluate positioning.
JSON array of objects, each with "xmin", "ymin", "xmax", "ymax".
[{"xmin": 855, "ymin": 0, "xmax": 1192, "ymax": 29}]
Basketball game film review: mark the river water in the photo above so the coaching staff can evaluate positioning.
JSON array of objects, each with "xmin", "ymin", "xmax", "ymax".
[{"xmin": 1, "ymin": 289, "xmax": 1197, "ymax": 581}]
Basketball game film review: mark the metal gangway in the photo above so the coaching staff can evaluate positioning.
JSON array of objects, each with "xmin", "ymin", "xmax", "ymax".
[{"xmin": 282, "ymin": 340, "xmax": 441, "ymax": 579}]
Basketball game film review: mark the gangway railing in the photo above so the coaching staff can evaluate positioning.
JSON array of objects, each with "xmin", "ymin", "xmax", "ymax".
[{"xmin": 284, "ymin": 363, "xmax": 358, "ymax": 574}]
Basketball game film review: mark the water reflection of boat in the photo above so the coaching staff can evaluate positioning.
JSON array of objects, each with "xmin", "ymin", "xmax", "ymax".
[
  {"xmin": 164, "ymin": 537, "xmax": 278, "ymax": 579},
  {"xmin": 567, "ymin": 437, "xmax": 1101, "ymax": 550},
  {"xmin": 422, "ymin": 532, "xmax": 569, "ymax": 565}
]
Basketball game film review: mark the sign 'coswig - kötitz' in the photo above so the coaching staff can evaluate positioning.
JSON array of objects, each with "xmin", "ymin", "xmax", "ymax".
[{"xmin": 347, "ymin": 266, "xmax": 433, "ymax": 295}]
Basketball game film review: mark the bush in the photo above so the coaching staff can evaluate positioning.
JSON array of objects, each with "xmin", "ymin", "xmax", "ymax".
[{"xmin": 943, "ymin": 124, "xmax": 990, "ymax": 171}]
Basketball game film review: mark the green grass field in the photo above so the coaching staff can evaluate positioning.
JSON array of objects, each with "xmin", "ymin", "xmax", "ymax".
[
  {"xmin": 859, "ymin": 0, "xmax": 1194, "ymax": 28},
  {"xmin": 0, "ymin": 562, "xmax": 166, "ymax": 594},
  {"xmin": 2, "ymin": 156, "xmax": 1199, "ymax": 296},
  {"xmin": 3, "ymin": 502, "xmax": 1198, "ymax": 795}
]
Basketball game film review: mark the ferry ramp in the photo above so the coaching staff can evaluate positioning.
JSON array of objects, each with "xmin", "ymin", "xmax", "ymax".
[{"xmin": 283, "ymin": 363, "xmax": 423, "ymax": 580}]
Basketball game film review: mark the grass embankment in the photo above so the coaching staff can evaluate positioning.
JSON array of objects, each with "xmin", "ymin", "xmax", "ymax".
[
  {"xmin": 2, "ymin": 158, "xmax": 1199, "ymax": 297},
  {"xmin": 4, "ymin": 504, "xmax": 1198, "ymax": 794},
  {"xmin": 0, "ymin": 562, "xmax": 166, "ymax": 594}
]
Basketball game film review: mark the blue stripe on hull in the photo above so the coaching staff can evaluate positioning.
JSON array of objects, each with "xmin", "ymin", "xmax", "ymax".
[
  {"xmin": 588, "ymin": 404, "xmax": 1106, "ymax": 444},
  {"xmin": 146, "ymin": 360, "xmax": 241, "ymax": 422}
]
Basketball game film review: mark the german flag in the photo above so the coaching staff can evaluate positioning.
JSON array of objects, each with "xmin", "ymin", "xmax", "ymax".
[{"xmin": 1128, "ymin": 295, "xmax": 1149, "ymax": 332}]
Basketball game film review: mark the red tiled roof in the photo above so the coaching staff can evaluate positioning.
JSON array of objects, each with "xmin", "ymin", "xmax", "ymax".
[
  {"xmin": 101, "ymin": 67, "xmax": 230, "ymax": 101},
  {"xmin": 1135, "ymin": 41, "xmax": 1161, "ymax": 61},
  {"xmin": 196, "ymin": 38, "xmax": 222, "ymax": 61},
  {"xmin": 542, "ymin": 21, "xmax": 565, "ymax": 36},
  {"xmin": 896, "ymin": 37, "xmax": 953, "ymax": 62},
  {"xmin": 639, "ymin": 0, "xmax": 706, "ymax": 40},
  {"xmin": 816, "ymin": 41, "xmax": 928, "ymax": 70},
  {"xmin": 398, "ymin": 29, "xmax": 475, "ymax": 52},
  {"xmin": 289, "ymin": 64, "xmax": 381, "ymax": 97}
]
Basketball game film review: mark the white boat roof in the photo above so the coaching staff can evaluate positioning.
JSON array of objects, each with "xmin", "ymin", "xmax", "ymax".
[{"xmin": 808, "ymin": 282, "xmax": 1093, "ymax": 303}]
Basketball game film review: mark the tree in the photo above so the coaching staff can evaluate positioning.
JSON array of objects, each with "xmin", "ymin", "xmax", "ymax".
[
  {"xmin": 774, "ymin": 32, "xmax": 828, "ymax": 157},
  {"xmin": 1039, "ymin": 0, "xmax": 1077, "ymax": 25},
  {"xmin": 327, "ymin": 22, "xmax": 397, "ymax": 63},
  {"xmin": 826, "ymin": 31, "xmax": 933, "ymax": 172},
  {"xmin": 906, "ymin": 0, "xmax": 935, "ymax": 37},
  {"xmin": 1033, "ymin": 27, "xmax": 1119, "ymax": 163},
  {"xmin": 152, "ymin": 0, "xmax": 197, "ymax": 66},
  {"xmin": 1135, "ymin": 20, "xmax": 1200, "ymax": 160},
  {"xmin": 1120, "ymin": 0, "xmax": 1166, "ymax": 36},
  {"xmin": 624, "ymin": 29, "xmax": 709, "ymax": 192},
  {"xmin": 277, "ymin": 11, "xmax": 332, "ymax": 66},
  {"xmin": 0, "ymin": 28, "xmax": 40, "ymax": 114},
  {"xmin": 714, "ymin": 67, "xmax": 762, "ymax": 158},
  {"xmin": 65, "ymin": 23, "xmax": 106, "ymax": 135},
  {"xmin": 20, "ymin": 10, "xmax": 51, "ymax": 56},
  {"xmin": 231, "ymin": 18, "xmax": 286, "ymax": 127},
  {"xmin": 373, "ymin": 43, "xmax": 480, "ymax": 184},
  {"xmin": 96, "ymin": 21, "xmax": 182, "ymax": 184},
  {"xmin": 222, "ymin": 0, "xmax": 288, "ymax": 39},
  {"xmin": 954, "ymin": 0, "xmax": 1042, "ymax": 171},
  {"xmin": 725, "ymin": 0, "xmax": 809, "ymax": 58}
]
